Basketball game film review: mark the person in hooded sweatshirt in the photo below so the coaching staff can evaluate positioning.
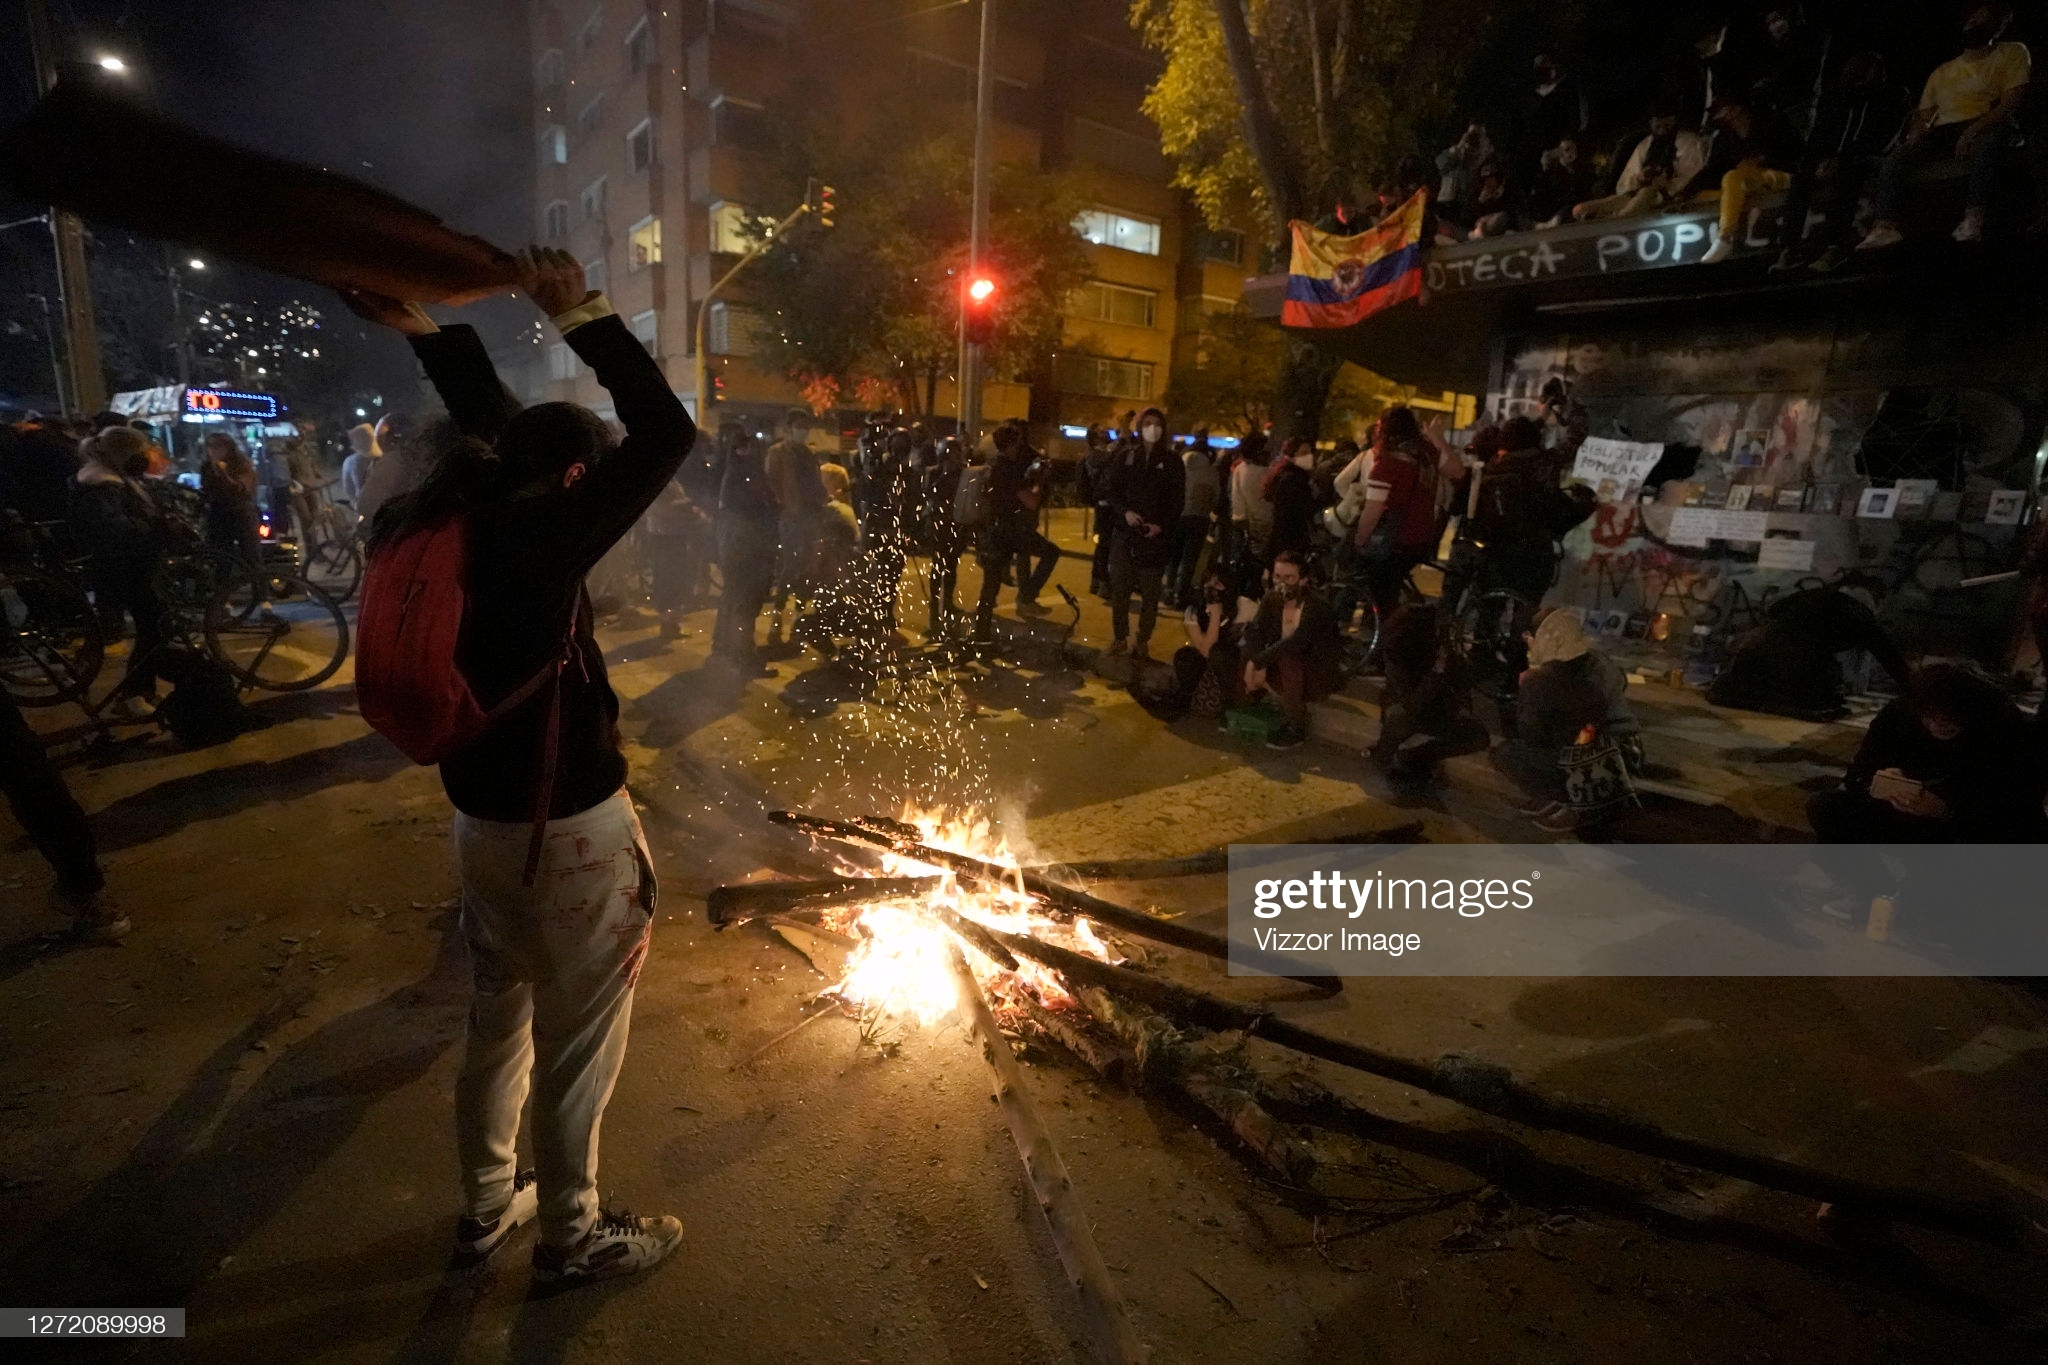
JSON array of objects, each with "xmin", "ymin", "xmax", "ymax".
[
  {"xmin": 1492, "ymin": 608, "xmax": 1636, "ymax": 829},
  {"xmin": 340, "ymin": 422, "xmax": 381, "ymax": 510},
  {"xmin": 1106, "ymin": 407, "xmax": 1185, "ymax": 661},
  {"xmin": 69, "ymin": 426, "xmax": 170, "ymax": 709},
  {"xmin": 1261, "ymin": 436, "xmax": 1320, "ymax": 566},
  {"xmin": 344, "ymin": 247, "xmax": 691, "ymax": 1288}
]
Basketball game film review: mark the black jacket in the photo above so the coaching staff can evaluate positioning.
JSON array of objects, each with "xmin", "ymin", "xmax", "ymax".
[
  {"xmin": 1242, "ymin": 589, "xmax": 1342, "ymax": 676},
  {"xmin": 1844, "ymin": 690, "xmax": 2048, "ymax": 840},
  {"xmin": 412, "ymin": 316, "xmax": 696, "ymax": 822},
  {"xmin": 70, "ymin": 468, "xmax": 162, "ymax": 565},
  {"xmin": 1110, "ymin": 440, "xmax": 1185, "ymax": 566},
  {"xmin": 1264, "ymin": 461, "xmax": 1319, "ymax": 560}
]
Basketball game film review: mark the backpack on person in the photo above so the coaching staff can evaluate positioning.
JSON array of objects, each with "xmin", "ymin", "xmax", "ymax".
[
  {"xmin": 357, "ymin": 518, "xmax": 577, "ymax": 882},
  {"xmin": 952, "ymin": 464, "xmax": 992, "ymax": 528}
]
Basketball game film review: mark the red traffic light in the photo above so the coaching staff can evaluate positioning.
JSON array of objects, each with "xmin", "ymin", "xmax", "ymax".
[{"xmin": 964, "ymin": 274, "xmax": 998, "ymax": 344}]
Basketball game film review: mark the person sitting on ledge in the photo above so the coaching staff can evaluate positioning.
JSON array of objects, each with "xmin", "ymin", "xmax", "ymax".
[
  {"xmin": 1573, "ymin": 102, "xmax": 1707, "ymax": 222},
  {"xmin": 1857, "ymin": 3, "xmax": 2031, "ymax": 250}
]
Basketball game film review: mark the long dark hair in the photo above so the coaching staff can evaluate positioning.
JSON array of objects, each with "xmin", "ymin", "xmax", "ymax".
[
  {"xmin": 365, "ymin": 428, "xmax": 500, "ymax": 553},
  {"xmin": 1373, "ymin": 405, "xmax": 1423, "ymax": 455}
]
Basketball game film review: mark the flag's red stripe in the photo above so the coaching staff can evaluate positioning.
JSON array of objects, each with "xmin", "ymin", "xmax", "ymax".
[{"xmin": 1279, "ymin": 267, "xmax": 1423, "ymax": 328}]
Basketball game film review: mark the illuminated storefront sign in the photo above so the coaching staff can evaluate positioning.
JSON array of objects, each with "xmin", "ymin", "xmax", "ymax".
[{"xmin": 181, "ymin": 388, "xmax": 281, "ymax": 423}]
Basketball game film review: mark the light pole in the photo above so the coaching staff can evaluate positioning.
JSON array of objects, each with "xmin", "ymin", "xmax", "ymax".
[
  {"xmin": 167, "ymin": 255, "xmax": 204, "ymax": 384},
  {"xmin": 23, "ymin": 0, "xmax": 110, "ymax": 415},
  {"xmin": 960, "ymin": 0, "xmax": 996, "ymax": 443},
  {"xmin": 23, "ymin": 292, "xmax": 67, "ymax": 414}
]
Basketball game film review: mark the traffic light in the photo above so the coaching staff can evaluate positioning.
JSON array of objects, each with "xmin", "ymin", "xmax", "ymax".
[
  {"xmin": 807, "ymin": 177, "xmax": 837, "ymax": 228},
  {"xmin": 964, "ymin": 274, "xmax": 997, "ymax": 346}
]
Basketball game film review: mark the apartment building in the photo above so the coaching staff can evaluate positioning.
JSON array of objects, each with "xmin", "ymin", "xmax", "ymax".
[{"xmin": 523, "ymin": 0, "xmax": 1249, "ymax": 446}]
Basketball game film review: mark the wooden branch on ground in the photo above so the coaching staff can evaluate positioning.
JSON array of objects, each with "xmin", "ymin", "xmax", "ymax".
[
  {"xmin": 1017, "ymin": 995, "xmax": 1133, "ymax": 1084},
  {"xmin": 1022, "ymin": 823, "xmax": 1422, "ymax": 882},
  {"xmin": 707, "ymin": 875, "xmax": 940, "ymax": 928},
  {"xmin": 985, "ymin": 926, "xmax": 2026, "ymax": 1249},
  {"xmin": 946, "ymin": 944, "xmax": 1148, "ymax": 1365},
  {"xmin": 768, "ymin": 811, "xmax": 1338, "ymax": 991}
]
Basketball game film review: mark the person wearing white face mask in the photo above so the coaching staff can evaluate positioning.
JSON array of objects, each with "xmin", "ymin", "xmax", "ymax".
[{"xmin": 1105, "ymin": 407, "xmax": 1184, "ymax": 661}]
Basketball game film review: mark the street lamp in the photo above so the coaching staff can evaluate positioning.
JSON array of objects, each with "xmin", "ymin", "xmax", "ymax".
[
  {"xmin": 96, "ymin": 54, "xmax": 127, "ymax": 73},
  {"xmin": 187, "ymin": 258, "xmax": 206, "ymax": 271}
]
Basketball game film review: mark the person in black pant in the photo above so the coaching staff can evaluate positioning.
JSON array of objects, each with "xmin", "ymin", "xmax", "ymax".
[
  {"xmin": 1076, "ymin": 423, "xmax": 1120, "ymax": 598},
  {"xmin": 0, "ymin": 688, "xmax": 126, "ymax": 939},
  {"xmin": 69, "ymin": 427, "xmax": 171, "ymax": 710},
  {"xmin": 1238, "ymin": 551, "xmax": 1342, "ymax": 748},
  {"xmin": 344, "ymin": 247, "xmax": 687, "ymax": 1286},
  {"xmin": 1106, "ymin": 407, "xmax": 1184, "ymax": 661},
  {"xmin": 971, "ymin": 423, "xmax": 1057, "ymax": 639},
  {"xmin": 924, "ymin": 436, "xmax": 967, "ymax": 637},
  {"xmin": 713, "ymin": 432, "xmax": 778, "ymax": 674},
  {"xmin": 1372, "ymin": 603, "xmax": 1490, "ymax": 786}
]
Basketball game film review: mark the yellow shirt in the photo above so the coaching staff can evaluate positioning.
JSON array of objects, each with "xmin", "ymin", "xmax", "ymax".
[{"xmin": 1919, "ymin": 41, "xmax": 2031, "ymax": 127}]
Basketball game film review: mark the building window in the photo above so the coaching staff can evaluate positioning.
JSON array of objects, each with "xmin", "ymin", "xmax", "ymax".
[
  {"xmin": 547, "ymin": 342, "xmax": 577, "ymax": 381},
  {"xmin": 1177, "ymin": 294, "xmax": 1241, "ymax": 335},
  {"xmin": 583, "ymin": 256, "xmax": 608, "ymax": 293},
  {"xmin": 544, "ymin": 200, "xmax": 570, "ymax": 240},
  {"xmin": 1056, "ymin": 353, "xmax": 1154, "ymax": 401},
  {"xmin": 1068, "ymin": 117, "xmax": 1168, "ymax": 179},
  {"xmin": 624, "ymin": 16, "xmax": 654, "ymax": 73},
  {"xmin": 1071, "ymin": 279, "xmax": 1158, "ymax": 329},
  {"xmin": 537, "ymin": 48, "xmax": 565, "ymax": 87},
  {"xmin": 581, "ymin": 177, "xmax": 607, "ymax": 222},
  {"xmin": 630, "ymin": 309, "xmax": 659, "ymax": 355},
  {"xmin": 628, "ymin": 215, "xmax": 662, "ymax": 269},
  {"xmin": 1074, "ymin": 208, "xmax": 1161, "ymax": 257},
  {"xmin": 626, "ymin": 118, "xmax": 655, "ymax": 173},
  {"xmin": 540, "ymin": 124, "xmax": 567, "ymax": 165},
  {"xmin": 708, "ymin": 201, "xmax": 758, "ymax": 255},
  {"xmin": 709, "ymin": 96, "xmax": 769, "ymax": 149},
  {"xmin": 578, "ymin": 92, "xmax": 606, "ymax": 137},
  {"xmin": 576, "ymin": 7, "xmax": 601, "ymax": 51},
  {"xmin": 707, "ymin": 300, "xmax": 763, "ymax": 356},
  {"xmin": 1191, "ymin": 227, "xmax": 1244, "ymax": 266}
]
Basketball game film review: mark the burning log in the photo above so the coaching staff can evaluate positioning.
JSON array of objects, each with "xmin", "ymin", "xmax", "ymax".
[
  {"xmin": 707, "ymin": 875, "xmax": 940, "ymax": 928},
  {"xmin": 768, "ymin": 811, "xmax": 1338, "ymax": 991},
  {"xmin": 945, "ymin": 944, "xmax": 1148, "ymax": 1365},
  {"xmin": 986, "ymin": 927, "xmax": 2027, "ymax": 1249},
  {"xmin": 1016, "ymin": 995, "xmax": 1133, "ymax": 1084}
]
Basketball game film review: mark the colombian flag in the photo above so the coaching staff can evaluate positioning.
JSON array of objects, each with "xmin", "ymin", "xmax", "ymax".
[{"xmin": 1281, "ymin": 189, "xmax": 1427, "ymax": 328}]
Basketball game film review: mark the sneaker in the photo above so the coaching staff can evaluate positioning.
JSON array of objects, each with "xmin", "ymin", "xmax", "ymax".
[
  {"xmin": 1767, "ymin": 247, "xmax": 1807, "ymax": 273},
  {"xmin": 1106, "ymin": 639, "xmax": 1129, "ymax": 657},
  {"xmin": 1517, "ymin": 797, "xmax": 1564, "ymax": 819},
  {"xmin": 1699, "ymin": 238, "xmax": 1735, "ymax": 265},
  {"xmin": 532, "ymin": 1208, "xmax": 683, "ymax": 1286},
  {"xmin": 1533, "ymin": 804, "xmax": 1582, "ymax": 833},
  {"xmin": 1953, "ymin": 211, "xmax": 1984, "ymax": 243},
  {"xmin": 1131, "ymin": 642, "xmax": 1153, "ymax": 663},
  {"xmin": 453, "ymin": 1170, "xmax": 538, "ymax": 1267},
  {"xmin": 1807, "ymin": 245, "xmax": 1848, "ymax": 273},
  {"xmin": 1016, "ymin": 598, "xmax": 1047, "ymax": 615},
  {"xmin": 1266, "ymin": 725, "xmax": 1306, "ymax": 750},
  {"xmin": 1855, "ymin": 223, "xmax": 1903, "ymax": 252}
]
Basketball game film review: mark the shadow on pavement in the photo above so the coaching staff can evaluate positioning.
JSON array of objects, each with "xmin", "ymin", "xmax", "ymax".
[
  {"xmin": 0, "ymin": 912, "xmax": 470, "ymax": 1360},
  {"xmin": 84, "ymin": 731, "xmax": 411, "ymax": 854}
]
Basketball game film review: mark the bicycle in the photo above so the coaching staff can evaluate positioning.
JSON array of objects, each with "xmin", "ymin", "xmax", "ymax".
[
  {"xmin": 154, "ymin": 549, "xmax": 353, "ymax": 693},
  {"xmin": 295, "ymin": 485, "xmax": 365, "ymax": 603},
  {"xmin": 0, "ymin": 565, "xmax": 104, "ymax": 707}
]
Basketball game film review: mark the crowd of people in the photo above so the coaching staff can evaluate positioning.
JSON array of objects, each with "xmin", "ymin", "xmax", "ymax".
[{"xmin": 1345, "ymin": 5, "xmax": 2038, "ymax": 271}]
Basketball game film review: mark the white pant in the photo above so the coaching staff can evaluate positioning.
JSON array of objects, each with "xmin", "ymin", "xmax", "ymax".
[{"xmin": 452, "ymin": 789, "xmax": 655, "ymax": 1245}]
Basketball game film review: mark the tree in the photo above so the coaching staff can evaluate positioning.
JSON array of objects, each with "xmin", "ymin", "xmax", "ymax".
[
  {"xmin": 740, "ymin": 123, "xmax": 1092, "ymax": 421},
  {"xmin": 1132, "ymin": 0, "xmax": 1493, "ymax": 440},
  {"xmin": 1163, "ymin": 307, "xmax": 1285, "ymax": 435}
]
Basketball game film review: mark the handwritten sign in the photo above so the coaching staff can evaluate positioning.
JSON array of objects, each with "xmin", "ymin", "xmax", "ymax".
[
  {"xmin": 1571, "ymin": 438, "xmax": 1665, "ymax": 504},
  {"xmin": 1756, "ymin": 538, "xmax": 1817, "ymax": 572},
  {"xmin": 1667, "ymin": 507, "xmax": 1769, "ymax": 547}
]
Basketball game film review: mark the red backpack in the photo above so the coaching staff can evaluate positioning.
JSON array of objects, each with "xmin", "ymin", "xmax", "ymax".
[{"xmin": 357, "ymin": 518, "xmax": 572, "ymax": 881}]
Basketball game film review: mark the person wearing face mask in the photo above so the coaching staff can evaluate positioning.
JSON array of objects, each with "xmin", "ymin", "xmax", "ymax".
[
  {"xmin": 1260, "ymin": 436, "xmax": 1321, "ymax": 566},
  {"xmin": 69, "ymin": 426, "xmax": 171, "ymax": 709},
  {"xmin": 1238, "ymin": 551, "xmax": 1342, "ymax": 750},
  {"xmin": 1859, "ymin": 3, "xmax": 2031, "ymax": 249},
  {"xmin": 1105, "ymin": 407, "xmax": 1185, "ymax": 661}
]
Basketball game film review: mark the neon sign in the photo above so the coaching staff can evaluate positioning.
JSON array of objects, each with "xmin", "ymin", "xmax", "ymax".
[{"xmin": 182, "ymin": 388, "xmax": 280, "ymax": 422}]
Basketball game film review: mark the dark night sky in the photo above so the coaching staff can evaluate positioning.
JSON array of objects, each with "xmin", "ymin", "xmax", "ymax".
[{"xmin": 0, "ymin": 0, "xmax": 533, "ymax": 404}]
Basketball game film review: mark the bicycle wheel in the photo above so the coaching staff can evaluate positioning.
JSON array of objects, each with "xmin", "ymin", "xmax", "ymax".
[
  {"xmin": 1454, "ymin": 590, "xmax": 1535, "ymax": 689},
  {"xmin": 0, "ymin": 567, "xmax": 104, "ymax": 706},
  {"xmin": 304, "ymin": 538, "xmax": 364, "ymax": 602},
  {"xmin": 1341, "ymin": 600, "xmax": 1383, "ymax": 675},
  {"xmin": 204, "ymin": 568, "xmax": 350, "ymax": 691}
]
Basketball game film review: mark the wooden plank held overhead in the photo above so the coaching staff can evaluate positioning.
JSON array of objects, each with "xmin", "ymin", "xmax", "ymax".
[{"xmin": 0, "ymin": 81, "xmax": 519, "ymax": 305}]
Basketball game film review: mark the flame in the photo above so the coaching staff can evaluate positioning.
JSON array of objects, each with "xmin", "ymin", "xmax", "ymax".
[{"xmin": 818, "ymin": 807, "xmax": 1114, "ymax": 1028}]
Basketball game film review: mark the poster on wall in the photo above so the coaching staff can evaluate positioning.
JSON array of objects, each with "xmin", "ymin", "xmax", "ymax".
[
  {"xmin": 1985, "ymin": 490, "xmax": 2028, "ymax": 525},
  {"xmin": 1571, "ymin": 437, "xmax": 1665, "ymax": 503},
  {"xmin": 1857, "ymin": 487, "xmax": 1898, "ymax": 519},
  {"xmin": 1757, "ymin": 537, "xmax": 1818, "ymax": 572}
]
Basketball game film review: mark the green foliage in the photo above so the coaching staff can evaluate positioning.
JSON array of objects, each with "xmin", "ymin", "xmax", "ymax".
[
  {"xmin": 740, "ymin": 108, "xmax": 1092, "ymax": 418},
  {"xmin": 1162, "ymin": 307, "xmax": 1285, "ymax": 435},
  {"xmin": 1133, "ymin": 0, "xmax": 1490, "ymax": 240}
]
